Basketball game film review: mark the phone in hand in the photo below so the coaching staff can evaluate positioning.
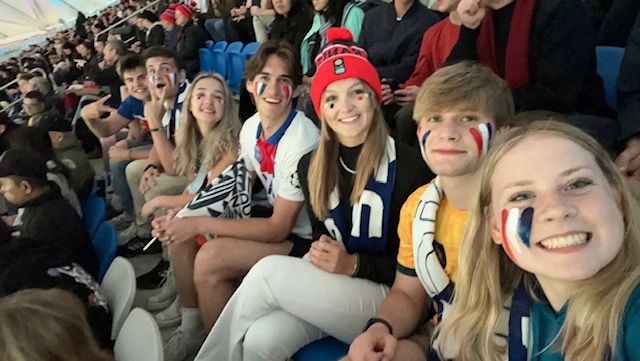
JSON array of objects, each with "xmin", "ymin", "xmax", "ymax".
[{"xmin": 381, "ymin": 78, "xmax": 399, "ymax": 92}]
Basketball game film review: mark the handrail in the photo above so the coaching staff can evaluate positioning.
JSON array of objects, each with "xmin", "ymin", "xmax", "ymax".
[
  {"xmin": 0, "ymin": 78, "xmax": 17, "ymax": 92},
  {"xmin": 1, "ymin": 97, "xmax": 22, "ymax": 113},
  {"xmin": 97, "ymin": 0, "xmax": 162, "ymax": 38}
]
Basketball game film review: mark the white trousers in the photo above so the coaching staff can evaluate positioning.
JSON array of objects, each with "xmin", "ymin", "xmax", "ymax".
[{"xmin": 194, "ymin": 255, "xmax": 389, "ymax": 361}]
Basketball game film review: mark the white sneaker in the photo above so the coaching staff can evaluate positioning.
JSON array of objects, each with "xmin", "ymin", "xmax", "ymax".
[
  {"xmin": 146, "ymin": 270, "xmax": 177, "ymax": 311},
  {"xmin": 117, "ymin": 223, "xmax": 138, "ymax": 245},
  {"xmin": 163, "ymin": 326, "xmax": 206, "ymax": 361},
  {"xmin": 110, "ymin": 212, "xmax": 134, "ymax": 231},
  {"xmin": 155, "ymin": 297, "xmax": 182, "ymax": 328}
]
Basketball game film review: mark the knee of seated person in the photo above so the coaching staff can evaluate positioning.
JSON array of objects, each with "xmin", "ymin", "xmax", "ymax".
[
  {"xmin": 192, "ymin": 241, "xmax": 228, "ymax": 281},
  {"xmin": 243, "ymin": 255, "xmax": 287, "ymax": 282},
  {"xmin": 124, "ymin": 159, "xmax": 147, "ymax": 181},
  {"xmin": 243, "ymin": 322, "xmax": 288, "ymax": 360}
]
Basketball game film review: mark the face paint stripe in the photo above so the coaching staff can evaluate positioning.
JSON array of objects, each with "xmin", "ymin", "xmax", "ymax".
[
  {"xmin": 256, "ymin": 81, "xmax": 267, "ymax": 97},
  {"xmin": 501, "ymin": 209, "xmax": 517, "ymax": 260},
  {"xmin": 506, "ymin": 208, "xmax": 525, "ymax": 257},
  {"xmin": 517, "ymin": 207, "xmax": 534, "ymax": 248},
  {"xmin": 478, "ymin": 123, "xmax": 490, "ymax": 156},
  {"xmin": 469, "ymin": 127, "xmax": 483, "ymax": 159},
  {"xmin": 419, "ymin": 130, "xmax": 431, "ymax": 162},
  {"xmin": 282, "ymin": 84, "xmax": 292, "ymax": 104}
]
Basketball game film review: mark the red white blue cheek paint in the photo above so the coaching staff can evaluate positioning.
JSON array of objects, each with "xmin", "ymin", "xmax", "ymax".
[
  {"xmin": 419, "ymin": 129, "xmax": 431, "ymax": 161},
  {"xmin": 256, "ymin": 81, "xmax": 268, "ymax": 97},
  {"xmin": 282, "ymin": 84, "xmax": 292, "ymax": 104},
  {"xmin": 165, "ymin": 73, "xmax": 177, "ymax": 87},
  {"xmin": 500, "ymin": 207, "xmax": 534, "ymax": 260},
  {"xmin": 469, "ymin": 123, "xmax": 493, "ymax": 159}
]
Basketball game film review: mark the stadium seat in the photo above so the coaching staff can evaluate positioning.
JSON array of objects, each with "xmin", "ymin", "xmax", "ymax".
[
  {"xmin": 82, "ymin": 192, "xmax": 106, "ymax": 238},
  {"xmin": 92, "ymin": 221, "xmax": 117, "ymax": 282},
  {"xmin": 227, "ymin": 51, "xmax": 245, "ymax": 94},
  {"xmin": 596, "ymin": 46, "xmax": 625, "ymax": 111},
  {"xmin": 294, "ymin": 337, "xmax": 350, "ymax": 361},
  {"xmin": 242, "ymin": 42, "xmax": 260, "ymax": 60},
  {"xmin": 212, "ymin": 49, "xmax": 228, "ymax": 78},
  {"xmin": 213, "ymin": 40, "xmax": 228, "ymax": 51},
  {"xmin": 114, "ymin": 308, "xmax": 163, "ymax": 361},
  {"xmin": 101, "ymin": 256, "xmax": 136, "ymax": 340},
  {"xmin": 199, "ymin": 48, "xmax": 215, "ymax": 73},
  {"xmin": 226, "ymin": 41, "xmax": 244, "ymax": 53}
]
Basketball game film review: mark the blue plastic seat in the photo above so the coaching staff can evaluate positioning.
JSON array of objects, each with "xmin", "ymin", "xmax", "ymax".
[
  {"xmin": 212, "ymin": 49, "xmax": 228, "ymax": 78},
  {"xmin": 199, "ymin": 48, "xmax": 215, "ymax": 73},
  {"xmin": 93, "ymin": 222, "xmax": 118, "ymax": 282},
  {"xmin": 227, "ymin": 51, "xmax": 245, "ymax": 94},
  {"xmin": 595, "ymin": 46, "xmax": 625, "ymax": 111},
  {"xmin": 294, "ymin": 337, "xmax": 350, "ymax": 361},
  {"xmin": 241, "ymin": 42, "xmax": 260, "ymax": 60},
  {"xmin": 226, "ymin": 41, "xmax": 244, "ymax": 54},
  {"xmin": 205, "ymin": 40, "xmax": 214, "ymax": 49},
  {"xmin": 213, "ymin": 40, "xmax": 228, "ymax": 51},
  {"xmin": 82, "ymin": 192, "xmax": 106, "ymax": 238}
]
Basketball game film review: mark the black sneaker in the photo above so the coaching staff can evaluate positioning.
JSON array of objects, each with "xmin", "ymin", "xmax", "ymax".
[
  {"xmin": 137, "ymin": 260, "xmax": 170, "ymax": 289},
  {"xmin": 117, "ymin": 236, "xmax": 160, "ymax": 258}
]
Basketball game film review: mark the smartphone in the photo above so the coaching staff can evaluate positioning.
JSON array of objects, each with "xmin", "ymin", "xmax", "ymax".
[{"xmin": 382, "ymin": 78, "xmax": 399, "ymax": 92}]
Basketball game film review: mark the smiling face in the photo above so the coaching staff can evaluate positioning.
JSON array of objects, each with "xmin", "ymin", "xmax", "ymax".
[
  {"xmin": 190, "ymin": 77, "xmax": 225, "ymax": 135},
  {"xmin": 416, "ymin": 109, "xmax": 494, "ymax": 177},
  {"xmin": 489, "ymin": 134, "xmax": 625, "ymax": 283},
  {"xmin": 122, "ymin": 67, "xmax": 149, "ymax": 100},
  {"xmin": 321, "ymin": 78, "xmax": 375, "ymax": 147},
  {"xmin": 246, "ymin": 54, "xmax": 294, "ymax": 123}
]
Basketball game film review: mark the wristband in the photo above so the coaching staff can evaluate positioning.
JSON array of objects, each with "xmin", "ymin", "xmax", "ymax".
[
  {"xmin": 144, "ymin": 164, "xmax": 159, "ymax": 172},
  {"xmin": 364, "ymin": 318, "xmax": 393, "ymax": 336},
  {"xmin": 149, "ymin": 127, "xmax": 163, "ymax": 132}
]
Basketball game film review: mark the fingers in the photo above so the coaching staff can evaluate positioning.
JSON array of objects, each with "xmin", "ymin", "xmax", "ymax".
[
  {"xmin": 616, "ymin": 144, "xmax": 640, "ymax": 172},
  {"xmin": 97, "ymin": 94, "xmax": 112, "ymax": 104}
]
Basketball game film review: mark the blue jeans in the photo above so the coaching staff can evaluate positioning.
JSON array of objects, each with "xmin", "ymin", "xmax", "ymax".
[
  {"xmin": 205, "ymin": 18, "xmax": 226, "ymax": 42},
  {"xmin": 109, "ymin": 144, "xmax": 152, "ymax": 215}
]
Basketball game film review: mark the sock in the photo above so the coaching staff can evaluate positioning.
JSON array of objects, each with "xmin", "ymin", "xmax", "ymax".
[{"xmin": 181, "ymin": 307, "xmax": 203, "ymax": 333}]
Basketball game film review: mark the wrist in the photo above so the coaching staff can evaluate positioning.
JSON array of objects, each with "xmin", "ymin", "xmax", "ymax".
[{"xmin": 364, "ymin": 318, "xmax": 393, "ymax": 336}]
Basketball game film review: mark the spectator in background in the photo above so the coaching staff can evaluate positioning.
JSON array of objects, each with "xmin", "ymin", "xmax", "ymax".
[
  {"xmin": 251, "ymin": 0, "xmax": 275, "ymax": 43},
  {"xmin": 269, "ymin": 0, "xmax": 313, "ymax": 53},
  {"xmin": 75, "ymin": 41, "xmax": 100, "ymax": 82},
  {"xmin": 359, "ymin": 0, "xmax": 439, "ymax": 87},
  {"xmin": 616, "ymin": 12, "xmax": 640, "ymax": 182},
  {"xmin": 138, "ymin": 10, "xmax": 166, "ymax": 47},
  {"xmin": 226, "ymin": 0, "xmax": 257, "ymax": 43},
  {"xmin": 175, "ymin": 2, "xmax": 207, "ymax": 79},
  {"xmin": 23, "ymin": 91, "xmax": 61, "ymax": 128},
  {"xmin": 161, "ymin": 4, "xmax": 181, "ymax": 51},
  {"xmin": 204, "ymin": 0, "xmax": 245, "ymax": 42}
]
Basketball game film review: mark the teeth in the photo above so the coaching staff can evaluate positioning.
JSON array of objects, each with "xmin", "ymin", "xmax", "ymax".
[
  {"xmin": 264, "ymin": 98, "xmax": 280, "ymax": 104},
  {"xmin": 540, "ymin": 233, "xmax": 588, "ymax": 249},
  {"xmin": 340, "ymin": 115, "xmax": 358, "ymax": 122}
]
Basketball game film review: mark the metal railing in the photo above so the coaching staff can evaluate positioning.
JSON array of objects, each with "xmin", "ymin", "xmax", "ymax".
[{"xmin": 97, "ymin": 0, "xmax": 162, "ymax": 38}]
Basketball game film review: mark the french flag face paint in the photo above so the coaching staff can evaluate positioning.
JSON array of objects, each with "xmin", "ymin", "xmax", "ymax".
[
  {"xmin": 165, "ymin": 73, "xmax": 177, "ymax": 88},
  {"xmin": 419, "ymin": 129, "xmax": 431, "ymax": 162},
  {"xmin": 500, "ymin": 207, "xmax": 534, "ymax": 261},
  {"xmin": 256, "ymin": 81, "xmax": 268, "ymax": 97},
  {"xmin": 469, "ymin": 123, "xmax": 493, "ymax": 159},
  {"xmin": 281, "ymin": 84, "xmax": 292, "ymax": 104}
]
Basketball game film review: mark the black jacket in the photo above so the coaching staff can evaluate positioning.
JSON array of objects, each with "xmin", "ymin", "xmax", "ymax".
[
  {"xmin": 446, "ymin": 0, "xmax": 609, "ymax": 115},
  {"xmin": 359, "ymin": 1, "xmax": 440, "ymax": 83},
  {"xmin": 617, "ymin": 12, "xmax": 640, "ymax": 141},
  {"xmin": 146, "ymin": 22, "xmax": 166, "ymax": 47},
  {"xmin": 176, "ymin": 20, "xmax": 207, "ymax": 77},
  {"xmin": 15, "ymin": 184, "xmax": 98, "ymax": 278}
]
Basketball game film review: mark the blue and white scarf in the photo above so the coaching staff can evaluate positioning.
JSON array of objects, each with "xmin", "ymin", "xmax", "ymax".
[{"xmin": 323, "ymin": 137, "xmax": 396, "ymax": 253}]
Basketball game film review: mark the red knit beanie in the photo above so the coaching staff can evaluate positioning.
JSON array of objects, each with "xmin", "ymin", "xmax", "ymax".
[
  {"xmin": 310, "ymin": 28, "xmax": 382, "ymax": 118},
  {"xmin": 160, "ymin": 4, "xmax": 177, "ymax": 24},
  {"xmin": 176, "ymin": 2, "xmax": 196, "ymax": 20}
]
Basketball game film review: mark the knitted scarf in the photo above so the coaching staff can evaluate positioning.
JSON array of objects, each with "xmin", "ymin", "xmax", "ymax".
[{"xmin": 324, "ymin": 137, "xmax": 396, "ymax": 253}]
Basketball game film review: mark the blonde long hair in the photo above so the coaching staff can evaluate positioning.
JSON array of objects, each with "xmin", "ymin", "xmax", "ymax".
[
  {"xmin": 174, "ymin": 73, "xmax": 240, "ymax": 176},
  {"xmin": 435, "ymin": 121, "xmax": 640, "ymax": 360},
  {"xmin": 308, "ymin": 81, "xmax": 389, "ymax": 218},
  {"xmin": 0, "ymin": 288, "xmax": 113, "ymax": 361}
]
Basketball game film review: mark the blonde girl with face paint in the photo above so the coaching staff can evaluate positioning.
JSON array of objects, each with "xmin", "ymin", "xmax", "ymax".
[{"xmin": 434, "ymin": 121, "xmax": 640, "ymax": 361}]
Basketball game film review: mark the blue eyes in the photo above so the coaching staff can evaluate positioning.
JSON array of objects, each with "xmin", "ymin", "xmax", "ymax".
[{"xmin": 507, "ymin": 178, "xmax": 594, "ymax": 203}]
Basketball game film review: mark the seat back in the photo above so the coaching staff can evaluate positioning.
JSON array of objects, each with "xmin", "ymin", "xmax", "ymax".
[
  {"xmin": 100, "ymin": 256, "xmax": 136, "ymax": 339},
  {"xmin": 213, "ymin": 40, "xmax": 228, "ymax": 51},
  {"xmin": 295, "ymin": 337, "xmax": 350, "ymax": 361},
  {"xmin": 227, "ymin": 51, "xmax": 246, "ymax": 94},
  {"xmin": 114, "ymin": 308, "xmax": 163, "ymax": 361},
  {"xmin": 82, "ymin": 192, "xmax": 106, "ymax": 237},
  {"xmin": 596, "ymin": 46, "xmax": 625, "ymax": 111},
  {"xmin": 226, "ymin": 41, "xmax": 244, "ymax": 53},
  {"xmin": 92, "ymin": 221, "xmax": 117, "ymax": 281},
  {"xmin": 212, "ymin": 49, "xmax": 228, "ymax": 78},
  {"xmin": 241, "ymin": 42, "xmax": 260, "ymax": 60},
  {"xmin": 199, "ymin": 48, "xmax": 215, "ymax": 73}
]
